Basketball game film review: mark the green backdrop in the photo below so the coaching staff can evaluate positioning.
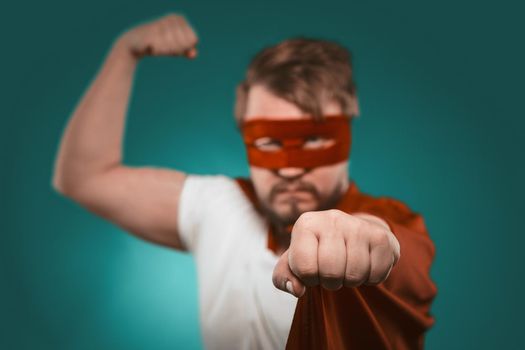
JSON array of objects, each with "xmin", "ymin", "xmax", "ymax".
[{"xmin": 2, "ymin": 0, "xmax": 523, "ymax": 349}]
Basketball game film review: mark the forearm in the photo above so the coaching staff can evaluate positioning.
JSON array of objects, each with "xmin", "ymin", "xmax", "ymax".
[{"xmin": 53, "ymin": 38, "xmax": 137, "ymax": 193}]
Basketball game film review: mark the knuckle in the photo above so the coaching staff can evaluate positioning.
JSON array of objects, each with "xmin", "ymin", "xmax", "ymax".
[
  {"xmin": 344, "ymin": 276, "xmax": 364, "ymax": 287},
  {"xmin": 371, "ymin": 229, "xmax": 391, "ymax": 246},
  {"xmin": 165, "ymin": 13, "xmax": 180, "ymax": 21},
  {"xmin": 367, "ymin": 274, "xmax": 386, "ymax": 285},
  {"xmin": 352, "ymin": 215, "xmax": 367, "ymax": 230},
  {"xmin": 327, "ymin": 209, "xmax": 344, "ymax": 228},
  {"xmin": 367, "ymin": 264, "xmax": 393, "ymax": 285},
  {"xmin": 295, "ymin": 211, "xmax": 317, "ymax": 229},
  {"xmin": 326, "ymin": 209, "xmax": 342, "ymax": 228},
  {"xmin": 290, "ymin": 249, "xmax": 317, "ymax": 275},
  {"xmin": 321, "ymin": 276, "xmax": 343, "ymax": 290},
  {"xmin": 342, "ymin": 214, "xmax": 363, "ymax": 235},
  {"xmin": 326, "ymin": 208, "xmax": 342, "ymax": 219},
  {"xmin": 164, "ymin": 14, "xmax": 184, "ymax": 29},
  {"xmin": 394, "ymin": 244, "xmax": 401, "ymax": 263},
  {"xmin": 321, "ymin": 271, "xmax": 342, "ymax": 281},
  {"xmin": 345, "ymin": 272, "xmax": 362, "ymax": 283},
  {"xmin": 293, "ymin": 265, "xmax": 318, "ymax": 280},
  {"xmin": 298, "ymin": 210, "xmax": 316, "ymax": 222},
  {"xmin": 155, "ymin": 24, "xmax": 169, "ymax": 39}
]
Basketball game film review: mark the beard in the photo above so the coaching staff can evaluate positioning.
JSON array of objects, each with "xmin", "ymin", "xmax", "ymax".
[{"xmin": 258, "ymin": 179, "xmax": 345, "ymax": 230}]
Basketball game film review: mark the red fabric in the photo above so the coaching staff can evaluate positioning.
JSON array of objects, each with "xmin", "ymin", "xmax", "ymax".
[
  {"xmin": 240, "ymin": 115, "xmax": 351, "ymax": 169},
  {"xmin": 235, "ymin": 178, "xmax": 437, "ymax": 350}
]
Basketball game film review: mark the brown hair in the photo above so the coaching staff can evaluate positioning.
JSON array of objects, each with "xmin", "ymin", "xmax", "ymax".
[{"xmin": 234, "ymin": 37, "xmax": 358, "ymax": 126}]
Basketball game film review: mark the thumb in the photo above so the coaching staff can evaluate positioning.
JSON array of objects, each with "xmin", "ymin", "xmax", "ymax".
[
  {"xmin": 185, "ymin": 47, "xmax": 198, "ymax": 59},
  {"xmin": 272, "ymin": 249, "xmax": 306, "ymax": 298}
]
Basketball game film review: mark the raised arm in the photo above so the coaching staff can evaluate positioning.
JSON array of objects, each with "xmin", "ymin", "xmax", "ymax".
[{"xmin": 52, "ymin": 14, "xmax": 198, "ymax": 251}]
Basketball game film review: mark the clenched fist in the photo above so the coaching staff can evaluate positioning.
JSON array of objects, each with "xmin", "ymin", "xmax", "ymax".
[
  {"xmin": 272, "ymin": 210, "xmax": 401, "ymax": 297},
  {"xmin": 117, "ymin": 13, "xmax": 199, "ymax": 59}
]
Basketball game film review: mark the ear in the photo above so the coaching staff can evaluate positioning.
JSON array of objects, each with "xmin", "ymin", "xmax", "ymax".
[
  {"xmin": 350, "ymin": 94, "xmax": 360, "ymax": 117},
  {"xmin": 234, "ymin": 83, "xmax": 248, "ymax": 126}
]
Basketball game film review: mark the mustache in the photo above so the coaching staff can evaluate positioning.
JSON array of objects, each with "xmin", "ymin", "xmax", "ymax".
[{"xmin": 269, "ymin": 180, "xmax": 320, "ymax": 203}]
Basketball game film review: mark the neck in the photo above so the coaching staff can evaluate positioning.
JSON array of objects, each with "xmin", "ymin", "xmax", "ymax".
[{"xmin": 265, "ymin": 220, "xmax": 291, "ymax": 255}]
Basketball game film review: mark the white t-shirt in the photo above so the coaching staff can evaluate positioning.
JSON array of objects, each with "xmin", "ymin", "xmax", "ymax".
[{"xmin": 178, "ymin": 174, "xmax": 298, "ymax": 350}]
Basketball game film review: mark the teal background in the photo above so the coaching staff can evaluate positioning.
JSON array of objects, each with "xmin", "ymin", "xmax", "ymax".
[{"xmin": 2, "ymin": 0, "xmax": 524, "ymax": 349}]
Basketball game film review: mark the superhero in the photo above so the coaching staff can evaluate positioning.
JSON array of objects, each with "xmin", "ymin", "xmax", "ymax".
[{"xmin": 53, "ymin": 13, "xmax": 437, "ymax": 350}]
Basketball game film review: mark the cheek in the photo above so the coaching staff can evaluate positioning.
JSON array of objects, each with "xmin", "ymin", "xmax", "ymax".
[
  {"xmin": 249, "ymin": 166, "xmax": 277, "ymax": 196},
  {"xmin": 306, "ymin": 163, "xmax": 347, "ymax": 194},
  {"xmin": 312, "ymin": 173, "xmax": 336, "ymax": 194}
]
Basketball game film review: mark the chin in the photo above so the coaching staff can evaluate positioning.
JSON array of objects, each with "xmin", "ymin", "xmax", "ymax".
[{"xmin": 273, "ymin": 200, "xmax": 317, "ymax": 225}]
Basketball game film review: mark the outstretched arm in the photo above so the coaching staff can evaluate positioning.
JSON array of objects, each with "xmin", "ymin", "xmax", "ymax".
[
  {"xmin": 273, "ymin": 206, "xmax": 436, "ymax": 350},
  {"xmin": 52, "ymin": 14, "xmax": 198, "ymax": 250}
]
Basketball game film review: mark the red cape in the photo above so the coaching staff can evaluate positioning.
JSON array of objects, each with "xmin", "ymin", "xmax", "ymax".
[{"xmin": 235, "ymin": 178, "xmax": 437, "ymax": 350}]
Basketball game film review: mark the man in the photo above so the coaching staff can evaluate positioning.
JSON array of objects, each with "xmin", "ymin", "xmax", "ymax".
[{"xmin": 52, "ymin": 13, "xmax": 437, "ymax": 349}]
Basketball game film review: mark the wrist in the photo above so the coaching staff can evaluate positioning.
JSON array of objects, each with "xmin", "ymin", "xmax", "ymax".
[{"xmin": 111, "ymin": 35, "xmax": 140, "ymax": 65}]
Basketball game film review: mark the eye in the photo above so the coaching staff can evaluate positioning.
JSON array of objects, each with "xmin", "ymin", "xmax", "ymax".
[
  {"xmin": 253, "ymin": 137, "xmax": 282, "ymax": 152},
  {"xmin": 303, "ymin": 136, "xmax": 335, "ymax": 150}
]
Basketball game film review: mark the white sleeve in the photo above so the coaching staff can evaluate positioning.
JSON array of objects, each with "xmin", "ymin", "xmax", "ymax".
[{"xmin": 177, "ymin": 173, "xmax": 237, "ymax": 253}]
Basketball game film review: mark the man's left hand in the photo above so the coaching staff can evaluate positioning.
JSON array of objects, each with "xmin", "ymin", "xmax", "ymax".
[{"xmin": 272, "ymin": 209, "xmax": 400, "ymax": 297}]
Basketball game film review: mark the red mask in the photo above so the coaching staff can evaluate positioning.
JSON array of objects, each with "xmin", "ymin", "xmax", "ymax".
[{"xmin": 241, "ymin": 115, "xmax": 352, "ymax": 169}]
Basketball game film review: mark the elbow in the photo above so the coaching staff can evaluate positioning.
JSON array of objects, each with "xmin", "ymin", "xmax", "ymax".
[
  {"xmin": 51, "ymin": 171, "xmax": 71, "ymax": 197},
  {"xmin": 51, "ymin": 170, "xmax": 83, "ymax": 198},
  {"xmin": 51, "ymin": 161, "xmax": 63, "ymax": 193},
  {"xmin": 51, "ymin": 157, "xmax": 90, "ymax": 197},
  {"xmin": 51, "ymin": 160, "xmax": 120, "ymax": 198},
  {"xmin": 51, "ymin": 155, "xmax": 69, "ymax": 196}
]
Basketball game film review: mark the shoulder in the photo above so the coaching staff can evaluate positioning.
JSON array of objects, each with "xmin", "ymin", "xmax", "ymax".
[
  {"xmin": 350, "ymin": 184, "xmax": 427, "ymax": 235},
  {"xmin": 180, "ymin": 173, "xmax": 252, "ymax": 209},
  {"xmin": 182, "ymin": 173, "xmax": 237, "ymax": 187},
  {"xmin": 181, "ymin": 173, "xmax": 240, "ymax": 197}
]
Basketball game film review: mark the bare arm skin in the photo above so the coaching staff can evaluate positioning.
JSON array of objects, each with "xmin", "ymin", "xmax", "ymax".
[{"xmin": 52, "ymin": 14, "xmax": 198, "ymax": 250}]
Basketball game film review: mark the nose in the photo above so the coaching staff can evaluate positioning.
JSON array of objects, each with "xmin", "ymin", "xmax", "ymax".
[{"xmin": 276, "ymin": 167, "xmax": 306, "ymax": 180}]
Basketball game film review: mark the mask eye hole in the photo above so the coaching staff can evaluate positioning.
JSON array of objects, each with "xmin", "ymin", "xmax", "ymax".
[
  {"xmin": 253, "ymin": 137, "xmax": 282, "ymax": 152},
  {"xmin": 303, "ymin": 136, "xmax": 335, "ymax": 150}
]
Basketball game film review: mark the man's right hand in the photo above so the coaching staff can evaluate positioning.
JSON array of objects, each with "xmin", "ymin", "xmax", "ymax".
[{"xmin": 118, "ymin": 13, "xmax": 199, "ymax": 60}]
